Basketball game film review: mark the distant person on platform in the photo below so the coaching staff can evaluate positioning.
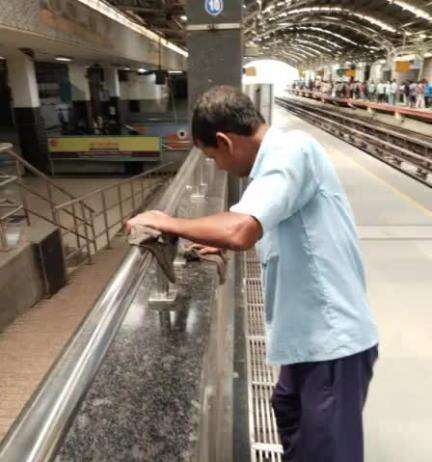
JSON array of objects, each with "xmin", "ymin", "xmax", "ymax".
[
  {"xmin": 377, "ymin": 81, "xmax": 385, "ymax": 103},
  {"xmin": 367, "ymin": 80, "xmax": 376, "ymax": 101},
  {"xmin": 127, "ymin": 86, "xmax": 379, "ymax": 462},
  {"xmin": 389, "ymin": 79, "xmax": 398, "ymax": 106},
  {"xmin": 416, "ymin": 80, "xmax": 426, "ymax": 109},
  {"xmin": 425, "ymin": 80, "xmax": 432, "ymax": 108},
  {"xmin": 409, "ymin": 81, "xmax": 418, "ymax": 107}
]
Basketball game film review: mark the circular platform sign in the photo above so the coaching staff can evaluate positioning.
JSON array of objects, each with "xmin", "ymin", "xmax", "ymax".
[{"xmin": 205, "ymin": 0, "xmax": 224, "ymax": 16}]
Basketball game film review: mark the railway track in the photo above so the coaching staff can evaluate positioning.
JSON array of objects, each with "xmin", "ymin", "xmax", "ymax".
[{"xmin": 276, "ymin": 96, "xmax": 432, "ymax": 188}]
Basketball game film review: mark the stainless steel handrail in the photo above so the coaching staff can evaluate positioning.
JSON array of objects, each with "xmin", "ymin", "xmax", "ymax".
[{"xmin": 0, "ymin": 148, "xmax": 202, "ymax": 462}]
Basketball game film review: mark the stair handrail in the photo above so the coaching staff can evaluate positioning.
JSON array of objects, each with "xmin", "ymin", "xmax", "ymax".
[{"xmin": 0, "ymin": 143, "xmax": 95, "ymax": 214}]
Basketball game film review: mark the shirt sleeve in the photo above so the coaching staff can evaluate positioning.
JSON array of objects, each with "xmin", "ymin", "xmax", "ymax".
[{"xmin": 230, "ymin": 144, "xmax": 319, "ymax": 233}]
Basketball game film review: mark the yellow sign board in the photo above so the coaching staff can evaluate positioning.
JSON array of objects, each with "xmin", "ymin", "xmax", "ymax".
[
  {"xmin": 395, "ymin": 61, "xmax": 411, "ymax": 73},
  {"xmin": 245, "ymin": 67, "xmax": 257, "ymax": 76},
  {"xmin": 48, "ymin": 136, "xmax": 161, "ymax": 161}
]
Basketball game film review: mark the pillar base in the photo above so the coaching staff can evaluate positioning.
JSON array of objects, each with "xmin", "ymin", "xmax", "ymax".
[
  {"xmin": 13, "ymin": 107, "xmax": 50, "ymax": 173},
  {"xmin": 106, "ymin": 97, "xmax": 124, "ymax": 134},
  {"xmin": 72, "ymin": 100, "xmax": 93, "ymax": 133}
]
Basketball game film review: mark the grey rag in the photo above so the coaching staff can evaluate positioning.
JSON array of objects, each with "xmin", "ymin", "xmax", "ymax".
[
  {"xmin": 183, "ymin": 248, "xmax": 228, "ymax": 285},
  {"xmin": 128, "ymin": 224, "xmax": 178, "ymax": 283}
]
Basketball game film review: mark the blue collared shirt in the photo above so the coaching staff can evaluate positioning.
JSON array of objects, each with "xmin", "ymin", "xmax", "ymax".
[{"xmin": 231, "ymin": 128, "xmax": 379, "ymax": 365}]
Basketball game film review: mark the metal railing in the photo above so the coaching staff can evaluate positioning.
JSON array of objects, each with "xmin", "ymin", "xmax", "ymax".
[
  {"xmin": 0, "ymin": 143, "xmax": 176, "ymax": 271},
  {"xmin": 0, "ymin": 143, "xmax": 94, "ymax": 251},
  {"xmin": 54, "ymin": 164, "xmax": 174, "ymax": 269},
  {"xmin": 0, "ymin": 155, "xmax": 29, "ymax": 250},
  {"xmin": 0, "ymin": 148, "xmax": 207, "ymax": 462}
]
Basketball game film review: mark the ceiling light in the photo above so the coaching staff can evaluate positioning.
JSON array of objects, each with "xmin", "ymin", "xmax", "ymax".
[
  {"xmin": 180, "ymin": 15, "xmax": 187, "ymax": 21},
  {"xmin": 55, "ymin": 56, "xmax": 73, "ymax": 62},
  {"xmin": 168, "ymin": 70, "xmax": 184, "ymax": 74},
  {"xmin": 137, "ymin": 68, "xmax": 147, "ymax": 73}
]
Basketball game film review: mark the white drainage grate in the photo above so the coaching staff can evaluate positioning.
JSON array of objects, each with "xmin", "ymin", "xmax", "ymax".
[{"xmin": 243, "ymin": 251, "xmax": 283, "ymax": 462}]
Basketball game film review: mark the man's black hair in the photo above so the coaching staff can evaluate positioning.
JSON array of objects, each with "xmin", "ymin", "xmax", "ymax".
[{"xmin": 192, "ymin": 85, "xmax": 265, "ymax": 148}]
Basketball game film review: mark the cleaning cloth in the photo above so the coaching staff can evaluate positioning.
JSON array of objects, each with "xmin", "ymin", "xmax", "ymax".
[
  {"xmin": 129, "ymin": 224, "xmax": 178, "ymax": 283},
  {"xmin": 183, "ymin": 247, "xmax": 228, "ymax": 285}
]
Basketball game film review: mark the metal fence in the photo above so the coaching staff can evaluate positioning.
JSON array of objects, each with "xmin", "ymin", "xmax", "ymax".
[
  {"xmin": 0, "ymin": 143, "xmax": 175, "ymax": 272},
  {"xmin": 54, "ymin": 165, "xmax": 174, "ymax": 269},
  {"xmin": 0, "ymin": 143, "xmax": 83, "ymax": 251},
  {"xmin": 0, "ymin": 157, "xmax": 29, "ymax": 250}
]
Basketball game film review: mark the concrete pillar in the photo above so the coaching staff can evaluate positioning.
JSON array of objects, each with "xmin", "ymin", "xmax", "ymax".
[
  {"xmin": 422, "ymin": 57, "xmax": 432, "ymax": 81},
  {"xmin": 332, "ymin": 64, "xmax": 341, "ymax": 81},
  {"xmin": 186, "ymin": 0, "xmax": 243, "ymax": 112},
  {"xmin": 104, "ymin": 67, "xmax": 123, "ymax": 133},
  {"xmin": 7, "ymin": 53, "xmax": 49, "ymax": 172},
  {"xmin": 121, "ymin": 72, "xmax": 168, "ymax": 113},
  {"xmin": 356, "ymin": 63, "xmax": 367, "ymax": 82},
  {"xmin": 186, "ymin": 0, "xmax": 242, "ymax": 205},
  {"xmin": 68, "ymin": 63, "xmax": 93, "ymax": 132}
]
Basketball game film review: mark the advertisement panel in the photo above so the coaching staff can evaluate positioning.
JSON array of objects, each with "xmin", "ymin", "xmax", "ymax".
[{"xmin": 48, "ymin": 136, "xmax": 161, "ymax": 161}]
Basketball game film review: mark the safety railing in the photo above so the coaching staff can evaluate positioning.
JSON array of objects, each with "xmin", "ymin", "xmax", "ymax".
[
  {"xmin": 0, "ymin": 153, "xmax": 29, "ymax": 250},
  {"xmin": 0, "ymin": 143, "xmax": 95, "ymax": 251},
  {"xmin": 54, "ymin": 164, "xmax": 175, "ymax": 269},
  {"xmin": 0, "ymin": 148, "xmax": 212, "ymax": 462},
  {"xmin": 0, "ymin": 143, "xmax": 177, "ymax": 271}
]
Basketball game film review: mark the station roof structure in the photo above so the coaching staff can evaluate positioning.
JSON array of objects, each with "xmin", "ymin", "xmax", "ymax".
[
  {"xmin": 244, "ymin": 0, "xmax": 432, "ymax": 67},
  {"xmin": 106, "ymin": 0, "xmax": 432, "ymax": 67},
  {"xmin": 106, "ymin": 0, "xmax": 187, "ymax": 47}
]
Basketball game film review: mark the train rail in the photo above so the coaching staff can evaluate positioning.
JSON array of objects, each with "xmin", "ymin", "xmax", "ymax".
[{"xmin": 276, "ymin": 96, "xmax": 432, "ymax": 188}]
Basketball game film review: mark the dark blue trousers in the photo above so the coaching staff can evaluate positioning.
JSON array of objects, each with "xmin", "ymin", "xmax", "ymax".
[{"xmin": 271, "ymin": 346, "xmax": 378, "ymax": 462}]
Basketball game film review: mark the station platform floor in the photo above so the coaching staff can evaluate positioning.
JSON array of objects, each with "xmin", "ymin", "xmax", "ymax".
[
  {"xmin": 280, "ymin": 91, "xmax": 432, "ymax": 139},
  {"xmin": 273, "ymin": 106, "xmax": 432, "ymax": 462},
  {"xmin": 287, "ymin": 89, "xmax": 432, "ymax": 124}
]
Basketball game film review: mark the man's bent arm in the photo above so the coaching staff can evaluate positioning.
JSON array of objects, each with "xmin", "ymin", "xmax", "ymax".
[{"xmin": 128, "ymin": 211, "xmax": 262, "ymax": 251}]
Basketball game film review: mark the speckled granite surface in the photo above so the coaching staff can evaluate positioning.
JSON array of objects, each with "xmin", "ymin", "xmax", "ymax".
[{"xmin": 55, "ymin": 168, "xmax": 227, "ymax": 461}]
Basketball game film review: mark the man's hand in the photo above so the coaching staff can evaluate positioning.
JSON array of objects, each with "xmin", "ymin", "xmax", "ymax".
[
  {"xmin": 126, "ymin": 210, "xmax": 172, "ymax": 234},
  {"xmin": 186, "ymin": 243, "xmax": 223, "ymax": 255},
  {"xmin": 126, "ymin": 211, "xmax": 261, "ymax": 251}
]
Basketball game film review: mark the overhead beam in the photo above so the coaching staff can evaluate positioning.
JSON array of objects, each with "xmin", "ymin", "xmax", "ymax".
[{"xmin": 117, "ymin": 5, "xmax": 184, "ymax": 15}]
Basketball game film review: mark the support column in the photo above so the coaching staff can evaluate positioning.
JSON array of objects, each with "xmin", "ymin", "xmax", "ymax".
[
  {"xmin": 186, "ymin": 0, "xmax": 243, "ymax": 205},
  {"xmin": 68, "ymin": 63, "xmax": 93, "ymax": 132},
  {"xmin": 186, "ymin": 0, "xmax": 243, "ymax": 111},
  {"xmin": 356, "ymin": 63, "xmax": 367, "ymax": 82},
  {"xmin": 8, "ymin": 53, "xmax": 49, "ymax": 172},
  {"xmin": 104, "ymin": 67, "xmax": 123, "ymax": 134}
]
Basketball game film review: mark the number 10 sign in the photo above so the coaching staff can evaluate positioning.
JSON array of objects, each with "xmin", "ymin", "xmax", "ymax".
[{"xmin": 205, "ymin": 0, "xmax": 224, "ymax": 16}]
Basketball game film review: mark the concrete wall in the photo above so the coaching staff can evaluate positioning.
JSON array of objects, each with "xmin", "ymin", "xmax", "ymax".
[
  {"xmin": 0, "ymin": 243, "xmax": 44, "ymax": 331},
  {"xmin": 369, "ymin": 61, "xmax": 384, "ymax": 82},
  {"xmin": 120, "ymin": 73, "xmax": 168, "ymax": 101},
  {"xmin": 423, "ymin": 58, "xmax": 432, "ymax": 81}
]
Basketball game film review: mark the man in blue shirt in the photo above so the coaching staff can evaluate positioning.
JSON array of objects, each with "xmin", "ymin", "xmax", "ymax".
[{"xmin": 128, "ymin": 86, "xmax": 379, "ymax": 462}]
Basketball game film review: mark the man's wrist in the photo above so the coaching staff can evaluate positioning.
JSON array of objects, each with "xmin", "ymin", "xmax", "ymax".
[{"xmin": 162, "ymin": 215, "xmax": 182, "ymax": 236}]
